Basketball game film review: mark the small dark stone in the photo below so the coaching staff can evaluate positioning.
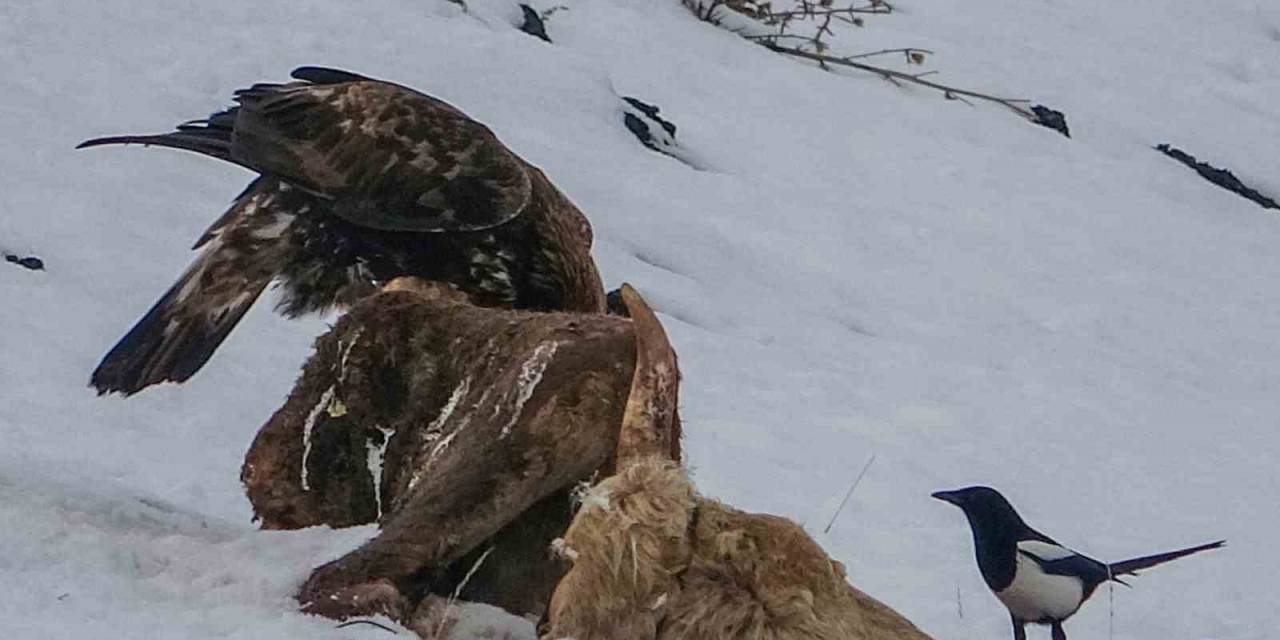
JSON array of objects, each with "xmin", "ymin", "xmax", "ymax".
[
  {"xmin": 623, "ymin": 112, "xmax": 657, "ymax": 151},
  {"xmin": 623, "ymin": 97, "xmax": 676, "ymax": 137},
  {"xmin": 5, "ymin": 253, "xmax": 45, "ymax": 271},
  {"xmin": 620, "ymin": 96, "xmax": 702, "ymax": 168},
  {"xmin": 1156, "ymin": 144, "xmax": 1280, "ymax": 211},
  {"xmin": 1030, "ymin": 105, "xmax": 1070, "ymax": 138},
  {"xmin": 519, "ymin": 4, "xmax": 551, "ymax": 43}
]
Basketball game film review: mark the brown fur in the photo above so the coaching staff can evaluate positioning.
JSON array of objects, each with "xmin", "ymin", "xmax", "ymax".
[
  {"xmin": 542, "ymin": 459, "xmax": 935, "ymax": 640},
  {"xmin": 241, "ymin": 283, "xmax": 655, "ymax": 620}
]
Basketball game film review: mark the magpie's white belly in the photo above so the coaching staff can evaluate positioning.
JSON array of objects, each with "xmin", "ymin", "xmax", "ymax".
[{"xmin": 996, "ymin": 553, "xmax": 1085, "ymax": 622}]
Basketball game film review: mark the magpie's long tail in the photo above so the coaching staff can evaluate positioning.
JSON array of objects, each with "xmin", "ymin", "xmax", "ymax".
[{"xmin": 1108, "ymin": 540, "xmax": 1225, "ymax": 578}]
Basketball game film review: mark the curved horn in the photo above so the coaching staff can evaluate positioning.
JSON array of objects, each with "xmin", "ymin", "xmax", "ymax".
[{"xmin": 617, "ymin": 284, "xmax": 682, "ymax": 465}]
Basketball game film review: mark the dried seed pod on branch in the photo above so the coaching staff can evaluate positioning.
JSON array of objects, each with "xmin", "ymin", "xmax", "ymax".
[{"xmin": 683, "ymin": 0, "xmax": 1069, "ymax": 135}]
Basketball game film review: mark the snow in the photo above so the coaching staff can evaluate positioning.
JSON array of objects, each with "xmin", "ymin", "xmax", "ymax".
[{"xmin": 2, "ymin": 0, "xmax": 1278, "ymax": 638}]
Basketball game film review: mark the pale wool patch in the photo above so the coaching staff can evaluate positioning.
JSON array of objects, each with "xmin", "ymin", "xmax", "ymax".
[
  {"xmin": 299, "ymin": 385, "xmax": 336, "ymax": 491},
  {"xmin": 365, "ymin": 424, "xmax": 395, "ymax": 519},
  {"xmin": 335, "ymin": 327, "xmax": 364, "ymax": 383},
  {"xmin": 500, "ymin": 340, "xmax": 560, "ymax": 438},
  {"xmin": 579, "ymin": 484, "xmax": 613, "ymax": 513},
  {"xmin": 406, "ymin": 377, "xmax": 471, "ymax": 493},
  {"xmin": 550, "ymin": 537, "xmax": 579, "ymax": 561}
]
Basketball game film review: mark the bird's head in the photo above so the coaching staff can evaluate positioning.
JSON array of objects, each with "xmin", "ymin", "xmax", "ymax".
[
  {"xmin": 931, "ymin": 485, "xmax": 1025, "ymax": 530},
  {"xmin": 932, "ymin": 485, "xmax": 1003, "ymax": 508}
]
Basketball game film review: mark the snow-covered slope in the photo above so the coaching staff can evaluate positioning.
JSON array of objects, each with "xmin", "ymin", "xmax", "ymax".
[{"xmin": 2, "ymin": 0, "xmax": 1278, "ymax": 637}]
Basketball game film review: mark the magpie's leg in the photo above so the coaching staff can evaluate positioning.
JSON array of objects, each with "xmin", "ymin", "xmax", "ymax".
[
  {"xmin": 1011, "ymin": 616, "xmax": 1026, "ymax": 640},
  {"xmin": 1050, "ymin": 622, "xmax": 1067, "ymax": 640}
]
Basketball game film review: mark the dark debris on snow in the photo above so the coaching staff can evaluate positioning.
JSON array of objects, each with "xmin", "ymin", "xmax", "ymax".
[
  {"xmin": 1156, "ymin": 144, "xmax": 1279, "ymax": 211},
  {"xmin": 1030, "ymin": 105, "xmax": 1070, "ymax": 138},
  {"xmin": 519, "ymin": 4, "xmax": 551, "ymax": 43},
  {"xmin": 5, "ymin": 253, "xmax": 44, "ymax": 271},
  {"xmin": 622, "ymin": 96, "xmax": 679, "ymax": 155}
]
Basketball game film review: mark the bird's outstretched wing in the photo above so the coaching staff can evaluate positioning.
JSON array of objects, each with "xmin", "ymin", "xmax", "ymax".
[
  {"xmin": 80, "ymin": 66, "xmax": 533, "ymax": 234},
  {"xmin": 90, "ymin": 178, "xmax": 300, "ymax": 395}
]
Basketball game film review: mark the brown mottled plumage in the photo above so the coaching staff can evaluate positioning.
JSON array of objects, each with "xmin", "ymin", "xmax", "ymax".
[{"xmin": 81, "ymin": 66, "xmax": 604, "ymax": 396}]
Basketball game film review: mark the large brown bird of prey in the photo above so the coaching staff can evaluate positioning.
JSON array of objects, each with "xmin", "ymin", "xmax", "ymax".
[{"xmin": 82, "ymin": 66, "xmax": 605, "ymax": 396}]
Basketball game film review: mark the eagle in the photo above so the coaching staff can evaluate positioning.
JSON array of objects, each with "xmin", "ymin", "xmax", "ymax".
[{"xmin": 81, "ymin": 66, "xmax": 605, "ymax": 396}]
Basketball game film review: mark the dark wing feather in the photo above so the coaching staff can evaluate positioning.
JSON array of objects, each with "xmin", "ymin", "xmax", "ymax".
[
  {"xmin": 1020, "ymin": 549, "xmax": 1110, "ymax": 584},
  {"xmin": 231, "ymin": 80, "xmax": 532, "ymax": 232},
  {"xmin": 90, "ymin": 178, "xmax": 298, "ymax": 395},
  {"xmin": 290, "ymin": 66, "xmax": 372, "ymax": 84}
]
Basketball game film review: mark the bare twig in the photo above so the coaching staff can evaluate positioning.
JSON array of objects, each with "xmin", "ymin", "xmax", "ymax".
[
  {"xmin": 761, "ymin": 42, "xmax": 1036, "ymax": 119},
  {"xmin": 685, "ymin": 0, "xmax": 728, "ymax": 23},
  {"xmin": 432, "ymin": 546, "xmax": 497, "ymax": 639},
  {"xmin": 336, "ymin": 619, "xmax": 399, "ymax": 634},
  {"xmin": 741, "ymin": 32, "xmax": 814, "ymax": 41},
  {"xmin": 765, "ymin": 5, "xmax": 892, "ymax": 20},
  {"xmin": 822, "ymin": 453, "xmax": 876, "ymax": 534},
  {"xmin": 842, "ymin": 47, "xmax": 933, "ymax": 62},
  {"xmin": 684, "ymin": 0, "xmax": 1042, "ymax": 126}
]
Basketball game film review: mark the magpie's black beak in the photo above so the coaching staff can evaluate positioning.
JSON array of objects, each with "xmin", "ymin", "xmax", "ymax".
[{"xmin": 931, "ymin": 490, "xmax": 961, "ymax": 505}]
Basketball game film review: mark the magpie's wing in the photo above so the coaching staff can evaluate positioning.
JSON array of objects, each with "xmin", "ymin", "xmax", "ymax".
[{"xmin": 1017, "ymin": 540, "xmax": 1111, "ymax": 584}]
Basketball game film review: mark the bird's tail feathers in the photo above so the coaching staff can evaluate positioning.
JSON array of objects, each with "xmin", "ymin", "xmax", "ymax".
[
  {"xmin": 1108, "ymin": 540, "xmax": 1224, "ymax": 578},
  {"xmin": 90, "ymin": 240, "xmax": 267, "ymax": 396},
  {"xmin": 77, "ymin": 108, "xmax": 241, "ymax": 165}
]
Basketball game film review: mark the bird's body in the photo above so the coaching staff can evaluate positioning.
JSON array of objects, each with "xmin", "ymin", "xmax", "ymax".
[
  {"xmin": 932, "ymin": 486, "xmax": 1222, "ymax": 640},
  {"xmin": 82, "ymin": 67, "xmax": 604, "ymax": 395},
  {"xmin": 996, "ymin": 540, "xmax": 1088, "ymax": 623}
]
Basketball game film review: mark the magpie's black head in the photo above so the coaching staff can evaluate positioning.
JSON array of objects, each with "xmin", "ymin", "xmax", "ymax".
[
  {"xmin": 933, "ymin": 485, "xmax": 1004, "ymax": 507},
  {"xmin": 931, "ymin": 485, "xmax": 1028, "ymax": 530},
  {"xmin": 933, "ymin": 485, "xmax": 1033, "ymax": 591}
]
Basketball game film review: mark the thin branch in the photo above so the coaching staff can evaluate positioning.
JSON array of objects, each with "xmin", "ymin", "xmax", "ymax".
[
  {"xmin": 761, "ymin": 42, "xmax": 1036, "ymax": 119},
  {"xmin": 685, "ymin": 0, "xmax": 728, "ymax": 24},
  {"xmin": 742, "ymin": 33, "xmax": 816, "ymax": 41},
  {"xmin": 822, "ymin": 453, "xmax": 876, "ymax": 534},
  {"xmin": 843, "ymin": 47, "xmax": 934, "ymax": 60},
  {"xmin": 685, "ymin": 0, "xmax": 1041, "ymax": 126},
  {"xmin": 765, "ymin": 5, "xmax": 892, "ymax": 20},
  {"xmin": 432, "ymin": 546, "xmax": 497, "ymax": 639},
  {"xmin": 336, "ymin": 619, "xmax": 399, "ymax": 634}
]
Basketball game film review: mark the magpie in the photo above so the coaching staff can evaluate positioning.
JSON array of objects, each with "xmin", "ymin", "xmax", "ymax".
[{"xmin": 932, "ymin": 486, "xmax": 1223, "ymax": 640}]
